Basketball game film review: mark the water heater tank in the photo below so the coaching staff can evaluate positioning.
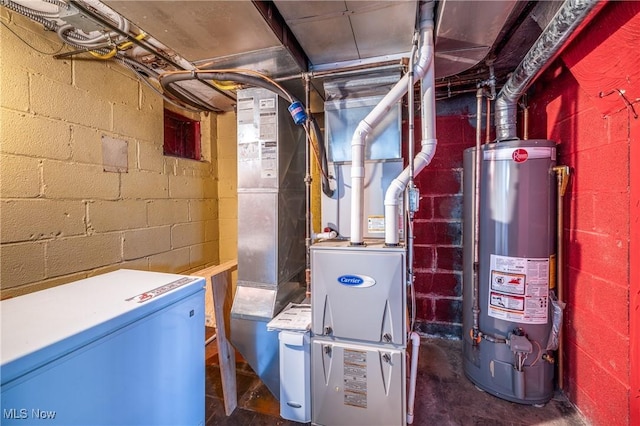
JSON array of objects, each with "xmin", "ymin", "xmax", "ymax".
[{"xmin": 462, "ymin": 139, "xmax": 557, "ymax": 405}]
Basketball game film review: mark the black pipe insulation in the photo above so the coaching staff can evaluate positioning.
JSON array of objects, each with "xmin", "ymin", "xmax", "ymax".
[
  {"xmin": 309, "ymin": 115, "xmax": 334, "ymax": 198},
  {"xmin": 161, "ymin": 71, "xmax": 334, "ymax": 197}
]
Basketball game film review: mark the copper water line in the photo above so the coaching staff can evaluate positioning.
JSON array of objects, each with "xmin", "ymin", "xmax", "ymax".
[
  {"xmin": 553, "ymin": 165, "xmax": 570, "ymax": 389},
  {"xmin": 523, "ymin": 106, "xmax": 529, "ymax": 140}
]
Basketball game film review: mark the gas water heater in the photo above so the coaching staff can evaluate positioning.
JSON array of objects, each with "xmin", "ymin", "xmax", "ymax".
[{"xmin": 463, "ymin": 139, "xmax": 557, "ymax": 405}]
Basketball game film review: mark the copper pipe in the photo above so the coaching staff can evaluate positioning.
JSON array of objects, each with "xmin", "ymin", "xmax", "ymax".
[
  {"xmin": 472, "ymin": 88, "xmax": 483, "ymax": 337},
  {"xmin": 553, "ymin": 165, "xmax": 570, "ymax": 390},
  {"xmin": 523, "ymin": 106, "xmax": 529, "ymax": 140},
  {"xmin": 304, "ymin": 74, "xmax": 312, "ymax": 300}
]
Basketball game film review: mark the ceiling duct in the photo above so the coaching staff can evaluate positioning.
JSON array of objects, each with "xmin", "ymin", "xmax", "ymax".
[
  {"xmin": 434, "ymin": 0, "xmax": 520, "ymax": 78},
  {"xmin": 495, "ymin": 0, "xmax": 603, "ymax": 141},
  {"xmin": 3, "ymin": 0, "xmax": 543, "ymax": 112}
]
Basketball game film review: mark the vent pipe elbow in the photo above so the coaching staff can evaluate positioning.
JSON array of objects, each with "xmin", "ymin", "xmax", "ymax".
[
  {"xmin": 349, "ymin": 1, "xmax": 435, "ymax": 245},
  {"xmin": 383, "ymin": 19, "xmax": 437, "ymax": 245},
  {"xmin": 383, "ymin": 138, "xmax": 436, "ymax": 245},
  {"xmin": 495, "ymin": 0, "xmax": 601, "ymax": 141}
]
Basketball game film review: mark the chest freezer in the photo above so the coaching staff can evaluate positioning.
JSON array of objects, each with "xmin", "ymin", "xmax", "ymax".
[{"xmin": 1, "ymin": 269, "xmax": 206, "ymax": 426}]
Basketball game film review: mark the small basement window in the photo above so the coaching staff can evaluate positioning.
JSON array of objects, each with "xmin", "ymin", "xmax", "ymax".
[{"xmin": 163, "ymin": 109, "xmax": 201, "ymax": 160}]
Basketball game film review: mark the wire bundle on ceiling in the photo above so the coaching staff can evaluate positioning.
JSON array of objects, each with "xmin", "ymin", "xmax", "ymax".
[
  {"xmin": 1, "ymin": 0, "xmax": 231, "ymax": 112},
  {"xmin": 2, "ymin": 0, "xmax": 334, "ymax": 196}
]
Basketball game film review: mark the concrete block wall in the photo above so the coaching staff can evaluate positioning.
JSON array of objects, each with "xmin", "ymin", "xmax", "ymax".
[
  {"xmin": 215, "ymin": 112, "xmax": 238, "ymax": 263},
  {"xmin": 411, "ymin": 100, "xmax": 477, "ymax": 338},
  {"xmin": 0, "ymin": 11, "xmax": 219, "ymax": 298},
  {"xmin": 527, "ymin": 3, "xmax": 639, "ymax": 424}
]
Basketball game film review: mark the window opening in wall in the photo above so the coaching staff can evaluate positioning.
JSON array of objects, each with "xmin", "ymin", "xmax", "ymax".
[{"xmin": 164, "ymin": 109, "xmax": 201, "ymax": 160}]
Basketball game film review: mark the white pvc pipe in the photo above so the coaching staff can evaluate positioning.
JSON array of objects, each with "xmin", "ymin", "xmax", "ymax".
[
  {"xmin": 406, "ymin": 331, "xmax": 421, "ymax": 424},
  {"xmin": 383, "ymin": 25, "xmax": 436, "ymax": 245},
  {"xmin": 349, "ymin": 1, "xmax": 435, "ymax": 245},
  {"xmin": 384, "ymin": 139, "xmax": 436, "ymax": 244}
]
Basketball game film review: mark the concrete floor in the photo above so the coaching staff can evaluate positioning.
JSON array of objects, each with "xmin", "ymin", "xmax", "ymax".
[{"xmin": 205, "ymin": 336, "xmax": 588, "ymax": 426}]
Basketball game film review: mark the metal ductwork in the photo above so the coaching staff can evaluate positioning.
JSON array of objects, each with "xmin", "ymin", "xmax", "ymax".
[
  {"xmin": 495, "ymin": 0, "xmax": 602, "ymax": 141},
  {"xmin": 434, "ymin": 0, "xmax": 520, "ymax": 78},
  {"xmin": 230, "ymin": 87, "xmax": 307, "ymax": 398}
]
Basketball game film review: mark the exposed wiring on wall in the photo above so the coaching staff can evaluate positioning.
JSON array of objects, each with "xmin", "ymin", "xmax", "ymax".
[
  {"xmin": 86, "ymin": 32, "xmax": 146, "ymax": 60},
  {"xmin": 2, "ymin": 0, "xmax": 227, "ymax": 113},
  {"xmin": 600, "ymin": 88, "xmax": 639, "ymax": 119},
  {"xmin": 0, "ymin": 20, "xmax": 64, "ymax": 54}
]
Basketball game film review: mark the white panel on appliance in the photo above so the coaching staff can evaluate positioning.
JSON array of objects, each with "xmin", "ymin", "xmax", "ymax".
[{"xmin": 1, "ymin": 269, "xmax": 205, "ymax": 426}]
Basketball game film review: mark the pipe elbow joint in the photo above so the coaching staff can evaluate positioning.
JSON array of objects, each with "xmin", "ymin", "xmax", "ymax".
[
  {"xmin": 415, "ymin": 150, "xmax": 434, "ymax": 168},
  {"xmin": 420, "ymin": 137, "xmax": 437, "ymax": 152},
  {"xmin": 413, "ymin": 43, "xmax": 433, "ymax": 80},
  {"xmin": 384, "ymin": 178, "xmax": 406, "ymax": 206},
  {"xmin": 352, "ymin": 121, "xmax": 372, "ymax": 146}
]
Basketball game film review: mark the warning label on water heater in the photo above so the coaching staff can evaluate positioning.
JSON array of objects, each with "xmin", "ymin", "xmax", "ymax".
[{"xmin": 488, "ymin": 254, "xmax": 549, "ymax": 324}]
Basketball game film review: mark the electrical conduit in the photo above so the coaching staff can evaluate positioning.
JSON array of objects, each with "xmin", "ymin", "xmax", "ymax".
[{"xmin": 350, "ymin": 1, "xmax": 435, "ymax": 245}]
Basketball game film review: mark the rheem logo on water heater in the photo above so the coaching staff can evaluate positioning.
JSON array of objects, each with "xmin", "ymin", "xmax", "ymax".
[
  {"xmin": 512, "ymin": 148, "xmax": 529, "ymax": 163},
  {"xmin": 337, "ymin": 274, "xmax": 376, "ymax": 288}
]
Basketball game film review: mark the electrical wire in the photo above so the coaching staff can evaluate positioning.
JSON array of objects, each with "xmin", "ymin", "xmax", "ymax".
[
  {"xmin": 117, "ymin": 57, "xmax": 205, "ymax": 114},
  {"xmin": 162, "ymin": 78, "xmax": 224, "ymax": 112},
  {"xmin": 162, "ymin": 67, "xmax": 293, "ymax": 103},
  {"xmin": 159, "ymin": 69, "xmax": 334, "ymax": 191},
  {"xmin": 3, "ymin": 0, "xmax": 224, "ymax": 113},
  {"xmin": 1, "ymin": 0, "xmax": 58, "ymax": 30},
  {"xmin": 307, "ymin": 114, "xmax": 333, "ymax": 197},
  {"xmin": 8, "ymin": 0, "xmax": 59, "ymax": 17},
  {"xmin": 0, "ymin": 20, "xmax": 65, "ymax": 55},
  {"xmin": 306, "ymin": 127, "xmax": 329, "ymax": 181},
  {"xmin": 42, "ymin": 0, "xmax": 69, "ymax": 9},
  {"xmin": 530, "ymin": 340, "xmax": 542, "ymax": 367}
]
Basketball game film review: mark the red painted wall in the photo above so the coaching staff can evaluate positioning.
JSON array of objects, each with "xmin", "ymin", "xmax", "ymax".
[
  {"xmin": 412, "ymin": 105, "xmax": 477, "ymax": 337},
  {"xmin": 411, "ymin": 3, "xmax": 638, "ymax": 424},
  {"xmin": 526, "ymin": 3, "xmax": 639, "ymax": 424}
]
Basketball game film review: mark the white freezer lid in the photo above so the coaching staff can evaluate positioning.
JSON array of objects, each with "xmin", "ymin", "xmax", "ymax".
[{"xmin": 1, "ymin": 269, "xmax": 205, "ymax": 384}]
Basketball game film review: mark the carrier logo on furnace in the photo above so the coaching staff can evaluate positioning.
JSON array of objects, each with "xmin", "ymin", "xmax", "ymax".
[{"xmin": 337, "ymin": 274, "xmax": 376, "ymax": 288}]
